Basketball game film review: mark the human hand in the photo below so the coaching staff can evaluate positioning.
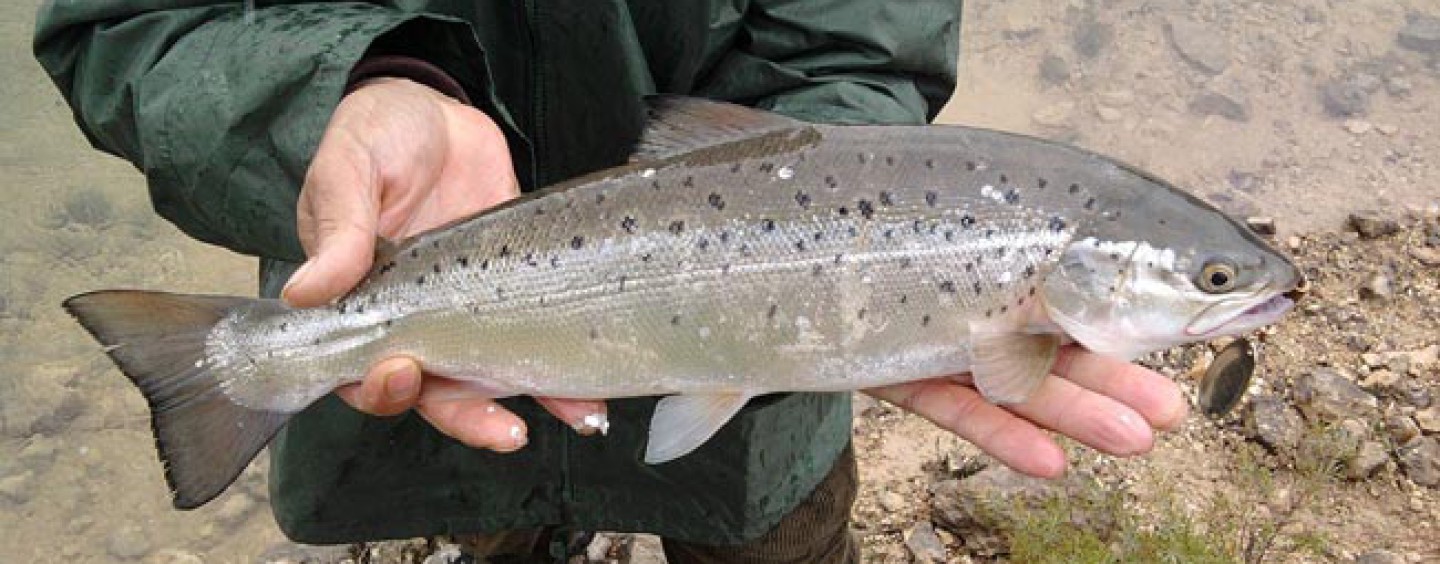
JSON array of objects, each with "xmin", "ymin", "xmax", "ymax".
[
  {"xmin": 864, "ymin": 345, "xmax": 1187, "ymax": 477},
  {"xmin": 281, "ymin": 77, "xmax": 607, "ymax": 451}
]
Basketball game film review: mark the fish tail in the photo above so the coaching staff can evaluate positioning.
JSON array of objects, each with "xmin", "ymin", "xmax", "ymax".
[{"xmin": 63, "ymin": 290, "xmax": 292, "ymax": 509}]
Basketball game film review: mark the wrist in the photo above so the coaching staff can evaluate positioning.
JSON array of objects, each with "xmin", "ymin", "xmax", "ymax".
[{"xmin": 346, "ymin": 55, "xmax": 471, "ymax": 104}]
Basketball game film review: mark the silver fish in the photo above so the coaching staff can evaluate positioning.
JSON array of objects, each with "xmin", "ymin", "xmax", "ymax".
[{"xmin": 65, "ymin": 97, "xmax": 1302, "ymax": 509}]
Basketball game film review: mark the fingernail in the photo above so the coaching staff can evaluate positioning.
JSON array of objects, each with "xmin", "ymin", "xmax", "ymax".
[
  {"xmin": 383, "ymin": 363, "xmax": 418, "ymax": 401},
  {"xmin": 509, "ymin": 424, "xmax": 527, "ymax": 449},
  {"xmin": 572, "ymin": 412, "xmax": 610, "ymax": 436},
  {"xmin": 281, "ymin": 261, "xmax": 313, "ymax": 303}
]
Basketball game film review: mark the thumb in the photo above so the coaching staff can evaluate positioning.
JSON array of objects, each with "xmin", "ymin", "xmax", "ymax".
[{"xmin": 284, "ymin": 143, "xmax": 380, "ymax": 308}]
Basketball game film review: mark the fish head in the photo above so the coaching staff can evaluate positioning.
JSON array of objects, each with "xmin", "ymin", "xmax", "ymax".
[{"xmin": 1040, "ymin": 174, "xmax": 1304, "ymax": 361}]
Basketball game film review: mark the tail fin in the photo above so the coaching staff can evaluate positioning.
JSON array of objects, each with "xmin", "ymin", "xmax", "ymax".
[{"xmin": 63, "ymin": 290, "xmax": 292, "ymax": 509}]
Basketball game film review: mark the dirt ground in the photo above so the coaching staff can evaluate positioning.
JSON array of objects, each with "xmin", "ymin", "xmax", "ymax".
[{"xmin": 2, "ymin": 1, "xmax": 1437, "ymax": 562}]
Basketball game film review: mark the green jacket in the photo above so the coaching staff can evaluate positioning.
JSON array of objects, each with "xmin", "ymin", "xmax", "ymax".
[{"xmin": 35, "ymin": 1, "xmax": 958, "ymax": 545}]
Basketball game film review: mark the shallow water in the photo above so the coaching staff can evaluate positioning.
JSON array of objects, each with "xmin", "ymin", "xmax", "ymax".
[{"xmin": 2, "ymin": 1, "xmax": 1437, "ymax": 562}]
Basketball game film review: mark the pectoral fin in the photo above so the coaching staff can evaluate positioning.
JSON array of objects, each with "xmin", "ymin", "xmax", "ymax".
[
  {"xmin": 644, "ymin": 392, "xmax": 752, "ymax": 464},
  {"xmin": 969, "ymin": 326, "xmax": 1061, "ymax": 405}
]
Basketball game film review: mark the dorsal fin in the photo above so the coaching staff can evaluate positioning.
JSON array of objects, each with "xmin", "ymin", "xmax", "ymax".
[{"xmin": 632, "ymin": 96, "xmax": 805, "ymax": 162}]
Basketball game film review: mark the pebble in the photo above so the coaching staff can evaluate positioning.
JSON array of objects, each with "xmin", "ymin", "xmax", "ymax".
[
  {"xmin": 1397, "ymin": 437, "xmax": 1440, "ymax": 487},
  {"xmin": 1038, "ymin": 54, "xmax": 1070, "ymax": 85},
  {"xmin": 879, "ymin": 491, "xmax": 908, "ymax": 513},
  {"xmin": 57, "ymin": 187, "xmax": 115, "ymax": 230},
  {"xmin": 421, "ymin": 543, "xmax": 463, "ymax": 564},
  {"xmin": 1245, "ymin": 397, "xmax": 1305, "ymax": 452},
  {"xmin": 1355, "ymin": 549, "xmax": 1407, "ymax": 564},
  {"xmin": 0, "ymin": 470, "xmax": 35, "ymax": 505},
  {"xmin": 1246, "ymin": 216, "xmax": 1277, "ymax": 235},
  {"xmin": 1415, "ymin": 406, "xmax": 1440, "ymax": 433},
  {"xmin": 1397, "ymin": 13, "xmax": 1440, "ymax": 53},
  {"xmin": 1387, "ymin": 412, "xmax": 1423, "ymax": 445},
  {"xmin": 212, "ymin": 492, "xmax": 256, "ymax": 526},
  {"xmin": 107, "ymin": 524, "xmax": 153, "ymax": 560},
  {"xmin": 1359, "ymin": 369, "xmax": 1401, "ymax": 390},
  {"xmin": 1346, "ymin": 440, "xmax": 1391, "ymax": 480},
  {"xmin": 629, "ymin": 534, "xmax": 666, "ymax": 564},
  {"xmin": 1410, "ymin": 246, "xmax": 1440, "ymax": 267},
  {"xmin": 903, "ymin": 521, "xmax": 948, "ymax": 563},
  {"xmin": 1344, "ymin": 119, "xmax": 1374, "ymax": 135},
  {"xmin": 1167, "ymin": 17, "xmax": 1230, "ymax": 74},
  {"xmin": 145, "ymin": 549, "xmax": 205, "ymax": 564},
  {"xmin": 1072, "ymin": 17, "xmax": 1112, "ymax": 59},
  {"xmin": 1098, "ymin": 89, "xmax": 1134, "ymax": 107},
  {"xmin": 1190, "ymin": 90, "xmax": 1249, "ymax": 121},
  {"xmin": 1294, "ymin": 368, "xmax": 1379, "ymax": 422},
  {"xmin": 1031, "ymin": 101, "xmax": 1076, "ymax": 128},
  {"xmin": 1320, "ymin": 79, "xmax": 1370, "ymax": 118},
  {"xmin": 1348, "ymin": 211, "xmax": 1400, "ymax": 239},
  {"xmin": 1359, "ymin": 272, "xmax": 1394, "ymax": 300},
  {"xmin": 1095, "ymin": 105, "xmax": 1124, "ymax": 122}
]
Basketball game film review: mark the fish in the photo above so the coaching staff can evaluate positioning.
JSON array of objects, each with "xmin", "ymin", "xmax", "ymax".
[{"xmin": 64, "ymin": 96, "xmax": 1303, "ymax": 509}]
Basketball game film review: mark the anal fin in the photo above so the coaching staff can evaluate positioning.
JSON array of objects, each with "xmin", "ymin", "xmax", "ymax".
[
  {"xmin": 970, "ymin": 324, "xmax": 1061, "ymax": 405},
  {"xmin": 644, "ymin": 392, "xmax": 752, "ymax": 464}
]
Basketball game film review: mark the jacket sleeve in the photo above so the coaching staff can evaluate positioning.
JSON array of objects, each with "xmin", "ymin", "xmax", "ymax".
[
  {"xmin": 33, "ymin": 3, "xmax": 507, "ymax": 262},
  {"xmin": 696, "ymin": 0, "xmax": 960, "ymax": 126}
]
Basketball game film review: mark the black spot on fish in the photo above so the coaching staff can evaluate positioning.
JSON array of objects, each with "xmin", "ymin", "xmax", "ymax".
[
  {"xmin": 1109, "ymin": 252, "xmax": 1121, "ymax": 261},
  {"xmin": 857, "ymin": 153, "xmax": 869, "ymax": 163},
  {"xmin": 416, "ymin": 275, "xmax": 426, "ymax": 286},
  {"xmin": 834, "ymin": 253, "xmax": 844, "ymax": 265},
  {"xmin": 708, "ymin": 193, "xmax": 725, "ymax": 211},
  {"xmin": 825, "ymin": 175, "xmax": 838, "ymax": 188},
  {"xmin": 762, "ymin": 219, "xmax": 776, "ymax": 232},
  {"xmin": 383, "ymin": 319, "xmax": 393, "ymax": 328},
  {"xmin": 964, "ymin": 262, "xmax": 974, "ymax": 272},
  {"xmin": 812, "ymin": 264, "xmax": 824, "ymax": 277},
  {"xmin": 813, "ymin": 231, "xmax": 824, "ymax": 242},
  {"xmin": 795, "ymin": 191, "xmax": 812, "ymax": 208},
  {"xmin": 1084, "ymin": 197, "xmax": 1097, "ymax": 210},
  {"xmin": 885, "ymin": 156, "xmax": 895, "ymax": 166},
  {"xmin": 697, "ymin": 238, "xmax": 710, "ymax": 250},
  {"xmin": 921, "ymin": 314, "xmax": 932, "ymax": 327},
  {"xmin": 960, "ymin": 214, "xmax": 976, "ymax": 228},
  {"xmin": 432, "ymin": 263, "xmax": 441, "ymax": 275},
  {"xmin": 966, "ymin": 161, "xmax": 978, "ymax": 171},
  {"xmin": 983, "ymin": 228, "xmax": 995, "ymax": 238},
  {"xmin": 985, "ymin": 309, "xmax": 993, "ymax": 318},
  {"xmin": 571, "ymin": 236, "xmax": 585, "ymax": 250},
  {"xmin": 944, "ymin": 230, "xmax": 955, "ymax": 242},
  {"xmin": 589, "ymin": 327, "xmax": 599, "ymax": 340},
  {"xmin": 1029, "ymin": 286, "xmax": 1038, "ymax": 297},
  {"xmin": 683, "ymin": 176, "xmax": 695, "ymax": 187},
  {"xmin": 721, "ymin": 263, "xmax": 732, "ymax": 274},
  {"xmin": 883, "ymin": 228, "xmax": 894, "ymax": 239},
  {"xmin": 925, "ymin": 191, "xmax": 938, "ymax": 207},
  {"xmin": 879, "ymin": 191, "xmax": 894, "ymax": 206},
  {"xmin": 1000, "ymin": 174, "xmax": 1009, "ymax": 184},
  {"xmin": 730, "ymin": 162, "xmax": 742, "ymax": 173},
  {"xmin": 651, "ymin": 180, "xmax": 661, "ymax": 191},
  {"xmin": 595, "ymin": 192, "xmax": 606, "ymax": 205},
  {"xmin": 312, "ymin": 338, "xmax": 321, "ymax": 346},
  {"xmin": 973, "ymin": 281, "xmax": 983, "ymax": 295},
  {"xmin": 1004, "ymin": 189, "xmax": 1020, "ymax": 204},
  {"xmin": 718, "ymin": 231, "xmax": 731, "ymax": 243},
  {"xmin": 1068, "ymin": 183, "xmax": 1080, "ymax": 194},
  {"xmin": 794, "ymin": 240, "xmax": 807, "ymax": 252},
  {"xmin": 900, "ymin": 294, "xmax": 909, "ymax": 304},
  {"xmin": 534, "ymin": 207, "xmax": 546, "ymax": 216},
  {"xmin": 457, "ymin": 256, "xmax": 469, "ymax": 268},
  {"xmin": 1049, "ymin": 216, "xmax": 1068, "ymax": 232},
  {"xmin": 999, "ymin": 305, "xmax": 1009, "ymax": 314},
  {"xmin": 499, "ymin": 245, "xmax": 511, "ymax": 258},
  {"xmin": 1157, "ymin": 218, "xmax": 1167, "ymax": 226},
  {"xmin": 1038, "ymin": 178, "xmax": 1049, "ymax": 189},
  {"xmin": 857, "ymin": 308, "xmax": 868, "ymax": 320},
  {"xmin": 279, "ymin": 323, "xmax": 289, "ymax": 332},
  {"xmin": 617, "ymin": 275, "xmax": 628, "ymax": 291},
  {"xmin": 912, "ymin": 219, "xmax": 925, "ymax": 233},
  {"xmin": 857, "ymin": 200, "xmax": 874, "ymax": 219},
  {"xmin": 847, "ymin": 226, "xmax": 859, "ymax": 238},
  {"xmin": 641, "ymin": 253, "xmax": 653, "ymax": 263},
  {"xmin": 767, "ymin": 304, "xmax": 778, "ymax": 320},
  {"xmin": 669, "ymin": 220, "xmax": 686, "ymax": 234},
  {"xmin": 409, "ymin": 248, "xmax": 419, "ymax": 259},
  {"xmin": 924, "ymin": 159, "xmax": 935, "ymax": 169},
  {"xmin": 759, "ymin": 162, "xmax": 774, "ymax": 173},
  {"xmin": 938, "ymin": 280, "xmax": 957, "ymax": 293},
  {"xmin": 837, "ymin": 206, "xmax": 849, "ymax": 217},
  {"xmin": 337, "ymin": 303, "xmax": 347, "ymax": 314},
  {"xmin": 621, "ymin": 216, "xmax": 637, "ymax": 233},
  {"xmin": 899, "ymin": 257, "xmax": 913, "ymax": 269},
  {"xmin": 1023, "ymin": 265, "xmax": 1036, "ymax": 278},
  {"xmin": 522, "ymin": 252, "xmax": 535, "ymax": 266},
  {"xmin": 550, "ymin": 256, "xmax": 560, "ymax": 268},
  {"xmin": 671, "ymin": 314, "xmax": 682, "ymax": 326},
  {"xmin": 740, "ymin": 244, "xmax": 753, "ymax": 256}
]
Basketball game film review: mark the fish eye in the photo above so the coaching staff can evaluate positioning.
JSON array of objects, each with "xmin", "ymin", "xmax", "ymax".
[{"xmin": 1197, "ymin": 259, "xmax": 1239, "ymax": 293}]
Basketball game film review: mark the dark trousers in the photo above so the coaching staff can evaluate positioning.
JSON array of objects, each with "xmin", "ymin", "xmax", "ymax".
[{"xmin": 454, "ymin": 445, "xmax": 859, "ymax": 564}]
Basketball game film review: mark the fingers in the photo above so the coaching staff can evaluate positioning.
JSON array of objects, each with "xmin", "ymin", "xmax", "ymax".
[
  {"xmin": 1051, "ymin": 346, "xmax": 1189, "ymax": 431},
  {"xmin": 1007, "ymin": 375, "xmax": 1156, "ymax": 457},
  {"xmin": 415, "ymin": 378, "xmax": 529, "ymax": 453},
  {"xmin": 536, "ymin": 397, "xmax": 611, "ymax": 436},
  {"xmin": 284, "ymin": 129, "xmax": 379, "ymax": 308},
  {"xmin": 335, "ymin": 356, "xmax": 422, "ymax": 416},
  {"xmin": 865, "ymin": 381, "xmax": 1068, "ymax": 478}
]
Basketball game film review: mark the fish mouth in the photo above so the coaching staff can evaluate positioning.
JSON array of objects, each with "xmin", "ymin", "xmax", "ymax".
[{"xmin": 1186, "ymin": 292, "xmax": 1295, "ymax": 337}]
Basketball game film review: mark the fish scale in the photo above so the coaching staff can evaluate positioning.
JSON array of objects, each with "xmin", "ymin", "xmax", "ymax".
[{"xmin": 64, "ymin": 96, "xmax": 1301, "ymax": 508}]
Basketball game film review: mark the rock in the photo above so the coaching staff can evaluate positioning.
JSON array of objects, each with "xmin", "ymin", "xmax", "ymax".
[
  {"xmin": 57, "ymin": 187, "xmax": 115, "ymax": 230},
  {"xmin": 1038, "ymin": 54, "xmax": 1070, "ymax": 85},
  {"xmin": 144, "ymin": 549, "xmax": 205, "ymax": 564},
  {"xmin": 1246, "ymin": 216, "xmax": 1277, "ymax": 235},
  {"xmin": 1348, "ymin": 211, "xmax": 1400, "ymax": 238},
  {"xmin": 212, "ymin": 492, "xmax": 256, "ymax": 526},
  {"xmin": 257, "ymin": 542, "xmax": 354, "ymax": 564},
  {"xmin": 1294, "ymin": 368, "xmax": 1378, "ymax": 421},
  {"xmin": 628, "ymin": 534, "xmax": 666, "ymax": 564},
  {"xmin": 1344, "ymin": 119, "xmax": 1374, "ymax": 135},
  {"xmin": 1246, "ymin": 398, "xmax": 1306, "ymax": 452},
  {"xmin": 1360, "ymin": 369, "xmax": 1402, "ymax": 391},
  {"xmin": 1347, "ymin": 441, "xmax": 1390, "ymax": 479},
  {"xmin": 1320, "ymin": 79, "xmax": 1370, "ymax": 118},
  {"xmin": 0, "ymin": 470, "xmax": 34, "ymax": 505},
  {"xmin": 1397, "ymin": 13, "xmax": 1440, "ymax": 53},
  {"xmin": 108, "ymin": 524, "xmax": 153, "ymax": 560},
  {"xmin": 1167, "ymin": 18, "xmax": 1229, "ymax": 74},
  {"xmin": 903, "ymin": 521, "xmax": 947, "ymax": 563},
  {"xmin": 853, "ymin": 393, "xmax": 886, "ymax": 418},
  {"xmin": 1031, "ymin": 101, "xmax": 1076, "ymax": 128},
  {"xmin": 1072, "ymin": 17, "xmax": 1112, "ymax": 59},
  {"xmin": 1387, "ymin": 412, "xmax": 1423, "ymax": 445},
  {"xmin": 878, "ymin": 491, "xmax": 907, "ymax": 513},
  {"xmin": 1415, "ymin": 407, "xmax": 1440, "ymax": 433},
  {"xmin": 1411, "ymin": 246, "xmax": 1440, "ymax": 266},
  {"xmin": 1397, "ymin": 437, "xmax": 1440, "ymax": 487},
  {"xmin": 1098, "ymin": 90, "xmax": 1134, "ymax": 107},
  {"xmin": 17, "ymin": 436, "xmax": 59, "ymax": 470},
  {"xmin": 1385, "ymin": 75, "xmax": 1413, "ymax": 97},
  {"xmin": 930, "ymin": 467, "xmax": 1054, "ymax": 533},
  {"xmin": 1359, "ymin": 273, "xmax": 1394, "ymax": 300},
  {"xmin": 1095, "ymin": 105, "xmax": 1124, "ymax": 123},
  {"xmin": 1191, "ymin": 90, "xmax": 1249, "ymax": 121},
  {"xmin": 1355, "ymin": 549, "xmax": 1407, "ymax": 564},
  {"xmin": 421, "ymin": 543, "xmax": 462, "ymax": 564}
]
